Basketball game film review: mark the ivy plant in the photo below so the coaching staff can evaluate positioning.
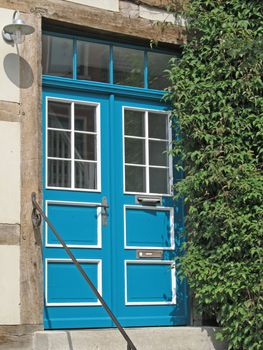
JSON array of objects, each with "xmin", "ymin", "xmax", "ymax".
[{"xmin": 165, "ymin": 1, "xmax": 263, "ymax": 349}]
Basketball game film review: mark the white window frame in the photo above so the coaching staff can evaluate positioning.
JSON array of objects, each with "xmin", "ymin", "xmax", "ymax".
[
  {"xmin": 122, "ymin": 106, "xmax": 173, "ymax": 196},
  {"xmin": 45, "ymin": 96, "xmax": 101, "ymax": 192}
]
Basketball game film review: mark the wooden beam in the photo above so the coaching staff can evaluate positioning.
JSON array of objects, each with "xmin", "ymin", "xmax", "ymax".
[{"xmin": 0, "ymin": 0, "xmax": 186, "ymax": 44}]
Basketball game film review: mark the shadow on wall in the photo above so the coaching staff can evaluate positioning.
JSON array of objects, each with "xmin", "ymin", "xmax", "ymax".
[{"xmin": 4, "ymin": 53, "xmax": 34, "ymax": 88}]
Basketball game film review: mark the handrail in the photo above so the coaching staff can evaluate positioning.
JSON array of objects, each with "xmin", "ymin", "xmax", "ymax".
[{"xmin": 31, "ymin": 192, "xmax": 137, "ymax": 350}]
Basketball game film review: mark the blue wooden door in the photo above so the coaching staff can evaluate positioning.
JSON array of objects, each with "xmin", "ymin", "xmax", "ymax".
[{"xmin": 43, "ymin": 89, "xmax": 188, "ymax": 329}]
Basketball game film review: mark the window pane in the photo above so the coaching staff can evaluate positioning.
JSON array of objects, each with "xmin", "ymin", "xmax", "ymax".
[
  {"xmin": 75, "ymin": 133, "xmax": 96, "ymax": 160},
  {"xmin": 75, "ymin": 162, "xmax": 97, "ymax": 189},
  {"xmin": 125, "ymin": 110, "xmax": 145, "ymax": 137},
  {"xmin": 148, "ymin": 112, "xmax": 168, "ymax": 139},
  {"xmin": 114, "ymin": 47, "xmax": 144, "ymax": 87},
  {"xmin": 42, "ymin": 35, "xmax": 73, "ymax": 78},
  {"xmin": 149, "ymin": 168, "xmax": 169, "ymax": 194},
  {"xmin": 148, "ymin": 52, "xmax": 174, "ymax": 90},
  {"xmin": 125, "ymin": 166, "xmax": 146, "ymax": 193},
  {"xmin": 48, "ymin": 101, "xmax": 71, "ymax": 129},
  {"xmin": 75, "ymin": 104, "xmax": 96, "ymax": 132},
  {"xmin": 77, "ymin": 41, "xmax": 109, "ymax": 82},
  {"xmin": 125, "ymin": 138, "xmax": 145, "ymax": 165},
  {"xmin": 149, "ymin": 141, "xmax": 168, "ymax": 166},
  {"xmin": 48, "ymin": 130, "xmax": 71, "ymax": 158},
  {"xmin": 48, "ymin": 159, "xmax": 71, "ymax": 187}
]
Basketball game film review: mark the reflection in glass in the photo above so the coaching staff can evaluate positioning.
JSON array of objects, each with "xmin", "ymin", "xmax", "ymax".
[
  {"xmin": 125, "ymin": 138, "xmax": 145, "ymax": 164},
  {"xmin": 42, "ymin": 35, "xmax": 73, "ymax": 78},
  {"xmin": 75, "ymin": 104, "xmax": 96, "ymax": 132},
  {"xmin": 48, "ymin": 101, "xmax": 71, "ymax": 129},
  {"xmin": 114, "ymin": 46, "xmax": 144, "ymax": 87},
  {"xmin": 125, "ymin": 166, "xmax": 146, "ymax": 193},
  {"xmin": 75, "ymin": 133, "xmax": 96, "ymax": 160},
  {"xmin": 77, "ymin": 41, "xmax": 109, "ymax": 82},
  {"xmin": 149, "ymin": 167, "xmax": 169, "ymax": 194},
  {"xmin": 149, "ymin": 140, "xmax": 168, "ymax": 166},
  {"xmin": 149, "ymin": 112, "xmax": 168, "ymax": 139},
  {"xmin": 48, "ymin": 130, "xmax": 71, "ymax": 158},
  {"xmin": 48, "ymin": 159, "xmax": 71, "ymax": 187},
  {"xmin": 148, "ymin": 52, "xmax": 174, "ymax": 90},
  {"xmin": 75, "ymin": 162, "xmax": 97, "ymax": 189},
  {"xmin": 125, "ymin": 110, "xmax": 145, "ymax": 137}
]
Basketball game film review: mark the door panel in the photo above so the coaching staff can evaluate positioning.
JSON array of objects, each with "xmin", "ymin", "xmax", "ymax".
[
  {"xmin": 111, "ymin": 97, "xmax": 187, "ymax": 327},
  {"xmin": 43, "ymin": 90, "xmax": 188, "ymax": 329}
]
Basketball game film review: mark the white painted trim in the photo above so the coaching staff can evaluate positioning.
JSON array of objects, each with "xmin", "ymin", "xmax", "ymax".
[
  {"xmin": 45, "ymin": 96, "xmax": 101, "ymax": 192},
  {"xmin": 45, "ymin": 200, "xmax": 102, "ymax": 249},
  {"xmin": 45, "ymin": 258, "xmax": 102, "ymax": 306},
  {"xmin": 123, "ymin": 205, "xmax": 175, "ymax": 250},
  {"xmin": 124, "ymin": 260, "xmax": 176, "ymax": 306},
  {"xmin": 122, "ymin": 106, "xmax": 173, "ymax": 196}
]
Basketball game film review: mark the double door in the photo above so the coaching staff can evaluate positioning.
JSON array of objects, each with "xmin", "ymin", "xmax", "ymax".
[{"xmin": 43, "ymin": 88, "xmax": 188, "ymax": 329}]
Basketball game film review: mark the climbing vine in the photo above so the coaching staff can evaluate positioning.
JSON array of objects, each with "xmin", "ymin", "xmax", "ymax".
[{"xmin": 166, "ymin": 1, "xmax": 263, "ymax": 349}]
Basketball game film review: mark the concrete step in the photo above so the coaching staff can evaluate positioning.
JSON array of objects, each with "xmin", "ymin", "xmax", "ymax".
[{"xmin": 33, "ymin": 327, "xmax": 227, "ymax": 350}]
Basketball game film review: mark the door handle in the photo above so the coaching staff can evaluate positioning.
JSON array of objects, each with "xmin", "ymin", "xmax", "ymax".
[{"xmin": 97, "ymin": 196, "xmax": 108, "ymax": 226}]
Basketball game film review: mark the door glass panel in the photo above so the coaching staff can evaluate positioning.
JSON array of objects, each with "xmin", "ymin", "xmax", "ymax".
[
  {"xmin": 75, "ymin": 133, "xmax": 96, "ymax": 160},
  {"xmin": 48, "ymin": 159, "xmax": 71, "ymax": 187},
  {"xmin": 113, "ymin": 47, "xmax": 144, "ymax": 87},
  {"xmin": 42, "ymin": 35, "xmax": 73, "ymax": 78},
  {"xmin": 48, "ymin": 101, "xmax": 71, "ymax": 129},
  {"xmin": 75, "ymin": 162, "xmax": 97, "ymax": 189},
  {"xmin": 124, "ymin": 110, "xmax": 145, "ymax": 137},
  {"xmin": 77, "ymin": 41, "xmax": 110, "ymax": 83},
  {"xmin": 48, "ymin": 130, "xmax": 71, "ymax": 158},
  {"xmin": 148, "ymin": 112, "xmax": 168, "ymax": 139},
  {"xmin": 149, "ymin": 167, "xmax": 169, "ymax": 194},
  {"xmin": 125, "ymin": 138, "xmax": 145, "ymax": 164},
  {"xmin": 75, "ymin": 104, "xmax": 96, "ymax": 132},
  {"xmin": 149, "ymin": 141, "xmax": 168, "ymax": 166},
  {"xmin": 125, "ymin": 166, "xmax": 146, "ymax": 193},
  {"xmin": 148, "ymin": 52, "xmax": 174, "ymax": 90}
]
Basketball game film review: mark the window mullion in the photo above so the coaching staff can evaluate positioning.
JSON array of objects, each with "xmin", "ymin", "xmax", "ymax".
[
  {"xmin": 145, "ymin": 110, "xmax": 149, "ymax": 193},
  {"xmin": 71, "ymin": 102, "xmax": 75, "ymax": 188},
  {"xmin": 144, "ymin": 50, "xmax": 148, "ymax": 89},
  {"xmin": 73, "ymin": 38, "xmax": 77, "ymax": 80}
]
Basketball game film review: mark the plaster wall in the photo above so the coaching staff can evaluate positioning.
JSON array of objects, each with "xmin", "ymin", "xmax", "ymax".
[
  {"xmin": 64, "ymin": 0, "xmax": 119, "ymax": 12},
  {"xmin": 0, "ymin": 245, "xmax": 20, "ymax": 324},
  {"xmin": 0, "ymin": 8, "xmax": 20, "ymax": 103},
  {"xmin": 0, "ymin": 121, "xmax": 20, "ymax": 224}
]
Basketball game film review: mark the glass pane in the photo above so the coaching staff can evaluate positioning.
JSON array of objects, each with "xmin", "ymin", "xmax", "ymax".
[
  {"xmin": 148, "ymin": 52, "xmax": 174, "ymax": 90},
  {"xmin": 42, "ymin": 35, "xmax": 73, "ymax": 78},
  {"xmin": 75, "ymin": 162, "xmax": 97, "ymax": 189},
  {"xmin": 149, "ymin": 141, "xmax": 168, "ymax": 166},
  {"xmin": 113, "ymin": 46, "xmax": 144, "ymax": 87},
  {"xmin": 48, "ymin": 130, "xmax": 71, "ymax": 158},
  {"xmin": 48, "ymin": 101, "xmax": 71, "ymax": 129},
  {"xmin": 124, "ymin": 110, "xmax": 145, "ymax": 137},
  {"xmin": 148, "ymin": 112, "xmax": 168, "ymax": 139},
  {"xmin": 77, "ymin": 41, "xmax": 110, "ymax": 82},
  {"xmin": 75, "ymin": 104, "xmax": 96, "ymax": 132},
  {"xmin": 48, "ymin": 159, "xmax": 71, "ymax": 188},
  {"xmin": 125, "ymin": 138, "xmax": 145, "ymax": 164},
  {"xmin": 75, "ymin": 133, "xmax": 96, "ymax": 160},
  {"xmin": 149, "ymin": 167, "xmax": 169, "ymax": 194},
  {"xmin": 125, "ymin": 166, "xmax": 146, "ymax": 193}
]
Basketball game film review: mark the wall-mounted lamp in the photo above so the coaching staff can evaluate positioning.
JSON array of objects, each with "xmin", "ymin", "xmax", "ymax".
[{"xmin": 2, "ymin": 10, "xmax": 35, "ymax": 45}]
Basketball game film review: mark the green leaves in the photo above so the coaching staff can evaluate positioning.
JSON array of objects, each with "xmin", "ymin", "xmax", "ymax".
[{"xmin": 166, "ymin": 1, "xmax": 263, "ymax": 349}]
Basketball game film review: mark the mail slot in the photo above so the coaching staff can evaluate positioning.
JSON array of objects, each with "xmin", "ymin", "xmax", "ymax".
[{"xmin": 136, "ymin": 250, "xmax": 163, "ymax": 259}]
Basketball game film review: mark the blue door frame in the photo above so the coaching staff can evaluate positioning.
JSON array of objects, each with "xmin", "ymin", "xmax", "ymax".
[{"xmin": 42, "ymin": 57, "xmax": 188, "ymax": 329}]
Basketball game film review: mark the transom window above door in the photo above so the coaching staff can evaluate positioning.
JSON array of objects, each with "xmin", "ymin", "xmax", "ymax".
[
  {"xmin": 42, "ymin": 34, "xmax": 177, "ymax": 90},
  {"xmin": 46, "ymin": 98, "xmax": 100, "ymax": 191},
  {"xmin": 124, "ymin": 108, "xmax": 172, "ymax": 195}
]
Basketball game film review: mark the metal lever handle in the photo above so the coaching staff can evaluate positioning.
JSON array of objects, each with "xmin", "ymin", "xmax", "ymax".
[{"xmin": 100, "ymin": 196, "xmax": 108, "ymax": 226}]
